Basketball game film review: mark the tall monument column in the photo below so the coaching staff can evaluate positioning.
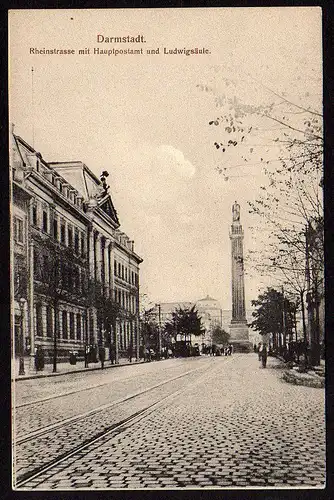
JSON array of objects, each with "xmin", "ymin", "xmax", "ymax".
[{"xmin": 229, "ymin": 201, "xmax": 251, "ymax": 352}]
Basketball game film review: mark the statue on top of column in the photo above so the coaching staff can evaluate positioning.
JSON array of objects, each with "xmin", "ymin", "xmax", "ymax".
[{"xmin": 232, "ymin": 201, "xmax": 240, "ymax": 222}]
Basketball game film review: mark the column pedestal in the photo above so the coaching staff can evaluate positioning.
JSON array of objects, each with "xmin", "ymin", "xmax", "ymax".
[{"xmin": 229, "ymin": 322, "xmax": 252, "ymax": 352}]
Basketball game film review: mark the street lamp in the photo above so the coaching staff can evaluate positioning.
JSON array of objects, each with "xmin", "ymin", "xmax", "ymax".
[
  {"xmin": 155, "ymin": 303, "xmax": 162, "ymax": 359},
  {"xmin": 19, "ymin": 298, "xmax": 26, "ymax": 376}
]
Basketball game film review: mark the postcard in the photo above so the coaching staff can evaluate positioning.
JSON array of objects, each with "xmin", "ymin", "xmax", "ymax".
[{"xmin": 9, "ymin": 7, "xmax": 324, "ymax": 491}]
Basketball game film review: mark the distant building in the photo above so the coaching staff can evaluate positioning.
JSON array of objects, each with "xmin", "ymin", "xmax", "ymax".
[{"xmin": 155, "ymin": 296, "xmax": 223, "ymax": 346}]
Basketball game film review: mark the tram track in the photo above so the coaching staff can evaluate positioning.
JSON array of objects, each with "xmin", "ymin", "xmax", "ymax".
[
  {"xmin": 15, "ymin": 358, "xmax": 226, "ymax": 489},
  {"xmin": 16, "ymin": 364, "xmax": 207, "ymax": 444},
  {"xmin": 14, "ymin": 359, "xmax": 228, "ymax": 487},
  {"xmin": 14, "ymin": 359, "xmax": 209, "ymax": 438}
]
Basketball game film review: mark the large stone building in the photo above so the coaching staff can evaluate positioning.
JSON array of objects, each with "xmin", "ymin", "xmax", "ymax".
[
  {"xmin": 11, "ymin": 130, "xmax": 32, "ymax": 372},
  {"xmin": 154, "ymin": 296, "xmax": 223, "ymax": 346},
  {"xmin": 10, "ymin": 128, "xmax": 142, "ymax": 368}
]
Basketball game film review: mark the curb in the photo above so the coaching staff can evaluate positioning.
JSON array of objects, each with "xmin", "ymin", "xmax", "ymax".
[{"xmin": 13, "ymin": 360, "xmax": 145, "ymax": 382}]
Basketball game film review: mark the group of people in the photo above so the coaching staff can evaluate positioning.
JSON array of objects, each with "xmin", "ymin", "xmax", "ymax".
[{"xmin": 201, "ymin": 344, "xmax": 233, "ymax": 356}]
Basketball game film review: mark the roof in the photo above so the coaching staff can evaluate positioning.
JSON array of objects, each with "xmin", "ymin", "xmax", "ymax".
[
  {"xmin": 48, "ymin": 162, "xmax": 120, "ymax": 226},
  {"xmin": 48, "ymin": 162, "xmax": 100, "ymax": 200},
  {"xmin": 197, "ymin": 295, "xmax": 217, "ymax": 302},
  {"xmin": 159, "ymin": 302, "xmax": 194, "ymax": 314}
]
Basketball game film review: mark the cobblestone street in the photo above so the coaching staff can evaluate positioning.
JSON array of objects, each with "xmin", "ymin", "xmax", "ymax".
[{"xmin": 15, "ymin": 353, "xmax": 325, "ymax": 490}]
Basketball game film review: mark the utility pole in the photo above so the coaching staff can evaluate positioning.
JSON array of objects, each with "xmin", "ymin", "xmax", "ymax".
[{"xmin": 31, "ymin": 67, "xmax": 35, "ymax": 148}]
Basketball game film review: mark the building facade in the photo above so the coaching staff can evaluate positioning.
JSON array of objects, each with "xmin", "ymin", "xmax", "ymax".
[
  {"xmin": 10, "ymin": 128, "xmax": 142, "ymax": 366},
  {"xmin": 11, "ymin": 129, "xmax": 32, "ymax": 368}
]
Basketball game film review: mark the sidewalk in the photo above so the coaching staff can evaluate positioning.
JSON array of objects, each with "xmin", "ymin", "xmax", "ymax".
[{"xmin": 13, "ymin": 356, "xmax": 144, "ymax": 381}]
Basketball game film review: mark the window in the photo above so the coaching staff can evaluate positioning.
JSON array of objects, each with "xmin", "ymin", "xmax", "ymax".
[
  {"xmin": 81, "ymin": 272, "xmax": 86, "ymax": 294},
  {"xmin": 118, "ymin": 262, "xmax": 121, "ymax": 277},
  {"xmin": 131, "ymin": 271, "xmax": 134, "ymax": 284},
  {"xmin": 121, "ymin": 265, "xmax": 124, "ymax": 280},
  {"xmin": 53, "ymin": 218, "xmax": 58, "ymax": 240},
  {"xmin": 69, "ymin": 312, "xmax": 75, "ymax": 339},
  {"xmin": 60, "ymin": 223, "xmax": 66, "ymax": 244},
  {"xmin": 74, "ymin": 232, "xmax": 79, "ymax": 254},
  {"xmin": 46, "ymin": 306, "xmax": 53, "ymax": 338},
  {"xmin": 125, "ymin": 268, "xmax": 128, "ymax": 282},
  {"xmin": 14, "ymin": 217, "xmax": 24, "ymax": 243},
  {"xmin": 62, "ymin": 311, "xmax": 68, "ymax": 339},
  {"xmin": 81, "ymin": 234, "xmax": 85, "ymax": 257},
  {"xmin": 114, "ymin": 260, "xmax": 117, "ymax": 276},
  {"xmin": 68, "ymin": 226, "xmax": 73, "ymax": 247},
  {"xmin": 33, "ymin": 248, "xmax": 40, "ymax": 280},
  {"xmin": 59, "ymin": 182, "xmax": 63, "ymax": 193},
  {"xmin": 36, "ymin": 303, "xmax": 43, "ymax": 337},
  {"xmin": 42, "ymin": 210, "xmax": 48, "ymax": 232},
  {"xmin": 76, "ymin": 314, "xmax": 82, "ymax": 341},
  {"xmin": 68, "ymin": 267, "xmax": 73, "ymax": 290},
  {"xmin": 32, "ymin": 205, "xmax": 37, "ymax": 226}
]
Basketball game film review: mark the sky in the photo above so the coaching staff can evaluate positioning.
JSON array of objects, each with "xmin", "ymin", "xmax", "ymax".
[{"xmin": 9, "ymin": 8, "xmax": 322, "ymax": 308}]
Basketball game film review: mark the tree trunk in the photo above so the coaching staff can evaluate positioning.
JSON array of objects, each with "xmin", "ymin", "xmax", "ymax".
[
  {"xmin": 310, "ymin": 283, "xmax": 321, "ymax": 366},
  {"xmin": 300, "ymin": 291, "xmax": 308, "ymax": 364}
]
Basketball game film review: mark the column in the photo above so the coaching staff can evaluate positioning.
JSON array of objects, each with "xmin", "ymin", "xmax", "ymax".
[
  {"xmin": 64, "ymin": 220, "xmax": 69, "ymax": 246},
  {"xmin": 108, "ymin": 242, "xmax": 115, "ymax": 296},
  {"xmin": 92, "ymin": 309, "xmax": 98, "ymax": 345},
  {"xmin": 42, "ymin": 304, "xmax": 47, "ymax": 341},
  {"xmin": 104, "ymin": 238, "xmax": 110, "ymax": 296},
  {"xmin": 59, "ymin": 308, "xmax": 63, "ymax": 339},
  {"xmin": 88, "ymin": 227, "xmax": 95, "ymax": 279},
  {"xmin": 95, "ymin": 232, "xmax": 102, "ymax": 282},
  {"xmin": 73, "ymin": 310, "xmax": 77, "ymax": 341}
]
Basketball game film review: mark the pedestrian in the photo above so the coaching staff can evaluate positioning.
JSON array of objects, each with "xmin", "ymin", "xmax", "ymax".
[
  {"xmin": 127, "ymin": 343, "xmax": 133, "ymax": 363},
  {"xmin": 259, "ymin": 343, "xmax": 268, "ymax": 368},
  {"xmin": 261, "ymin": 344, "xmax": 268, "ymax": 368},
  {"xmin": 258, "ymin": 342, "xmax": 263, "ymax": 361},
  {"xmin": 99, "ymin": 346, "xmax": 105, "ymax": 369},
  {"xmin": 35, "ymin": 346, "xmax": 45, "ymax": 372},
  {"xmin": 110, "ymin": 344, "xmax": 115, "ymax": 364}
]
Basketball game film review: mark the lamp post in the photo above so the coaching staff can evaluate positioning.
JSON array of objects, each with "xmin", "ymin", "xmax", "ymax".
[
  {"xmin": 155, "ymin": 303, "xmax": 162, "ymax": 360},
  {"xmin": 19, "ymin": 298, "xmax": 26, "ymax": 376}
]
